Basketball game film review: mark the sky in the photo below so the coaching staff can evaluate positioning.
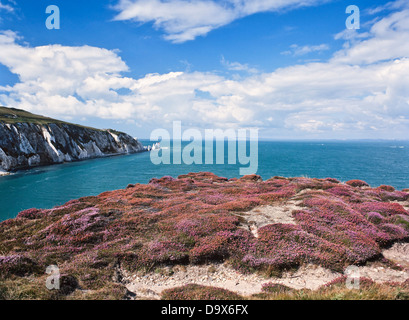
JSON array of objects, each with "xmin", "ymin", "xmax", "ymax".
[{"xmin": 0, "ymin": 0, "xmax": 408, "ymax": 140}]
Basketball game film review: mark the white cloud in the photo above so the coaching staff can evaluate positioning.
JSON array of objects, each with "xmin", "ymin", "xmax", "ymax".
[
  {"xmin": 281, "ymin": 44, "xmax": 329, "ymax": 56},
  {"xmin": 1, "ymin": 4, "xmax": 409, "ymax": 139},
  {"xmin": 112, "ymin": 0, "xmax": 329, "ymax": 43},
  {"xmin": 332, "ymin": 8, "xmax": 409, "ymax": 65},
  {"xmin": 366, "ymin": 0, "xmax": 407, "ymax": 15},
  {"xmin": 0, "ymin": 1, "xmax": 14, "ymax": 12},
  {"xmin": 220, "ymin": 56, "xmax": 258, "ymax": 74}
]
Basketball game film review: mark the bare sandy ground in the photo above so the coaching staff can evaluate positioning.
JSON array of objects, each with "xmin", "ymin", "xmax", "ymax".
[
  {"xmin": 124, "ymin": 200, "xmax": 409, "ymax": 299},
  {"xmin": 123, "ymin": 263, "xmax": 341, "ymax": 299},
  {"xmin": 124, "ymin": 243, "xmax": 409, "ymax": 299},
  {"xmin": 237, "ymin": 202, "xmax": 301, "ymax": 237},
  {"xmin": 382, "ymin": 242, "xmax": 409, "ymax": 268}
]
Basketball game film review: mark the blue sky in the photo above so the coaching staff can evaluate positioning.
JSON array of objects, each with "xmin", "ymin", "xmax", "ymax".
[{"xmin": 0, "ymin": 0, "xmax": 408, "ymax": 139}]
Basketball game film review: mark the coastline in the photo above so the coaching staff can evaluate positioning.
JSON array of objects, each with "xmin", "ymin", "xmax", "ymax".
[
  {"xmin": 0, "ymin": 169, "xmax": 10, "ymax": 176},
  {"xmin": 0, "ymin": 147, "xmax": 148, "ymax": 178}
]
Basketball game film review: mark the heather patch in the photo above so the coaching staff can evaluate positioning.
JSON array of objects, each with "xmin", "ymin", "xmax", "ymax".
[
  {"xmin": 346, "ymin": 180, "xmax": 370, "ymax": 187},
  {"xmin": 356, "ymin": 202, "xmax": 408, "ymax": 217},
  {"xmin": 0, "ymin": 255, "xmax": 40, "ymax": 278},
  {"xmin": 1, "ymin": 172, "xmax": 409, "ymax": 299},
  {"xmin": 161, "ymin": 284, "xmax": 243, "ymax": 300}
]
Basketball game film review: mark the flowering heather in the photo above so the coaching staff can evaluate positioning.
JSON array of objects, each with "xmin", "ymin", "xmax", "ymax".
[
  {"xmin": 16, "ymin": 208, "xmax": 44, "ymax": 220},
  {"xmin": 327, "ymin": 186, "xmax": 354, "ymax": 198},
  {"xmin": 355, "ymin": 202, "xmax": 408, "ymax": 217},
  {"xmin": 367, "ymin": 212, "xmax": 385, "ymax": 224},
  {"xmin": 0, "ymin": 172, "xmax": 408, "ymax": 299},
  {"xmin": 161, "ymin": 284, "xmax": 242, "ymax": 300},
  {"xmin": 321, "ymin": 276, "xmax": 375, "ymax": 289}
]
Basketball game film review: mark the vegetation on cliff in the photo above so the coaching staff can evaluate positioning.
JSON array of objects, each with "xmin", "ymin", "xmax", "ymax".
[{"xmin": 0, "ymin": 106, "xmax": 102, "ymax": 131}]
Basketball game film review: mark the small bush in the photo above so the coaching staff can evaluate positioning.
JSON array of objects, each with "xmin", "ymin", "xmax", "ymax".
[
  {"xmin": 261, "ymin": 283, "xmax": 293, "ymax": 294},
  {"xmin": 16, "ymin": 208, "xmax": 44, "ymax": 220},
  {"xmin": 367, "ymin": 212, "xmax": 385, "ymax": 224},
  {"xmin": 161, "ymin": 284, "xmax": 243, "ymax": 300},
  {"xmin": 0, "ymin": 255, "xmax": 40, "ymax": 278},
  {"xmin": 378, "ymin": 185, "xmax": 395, "ymax": 192},
  {"xmin": 346, "ymin": 180, "xmax": 369, "ymax": 187}
]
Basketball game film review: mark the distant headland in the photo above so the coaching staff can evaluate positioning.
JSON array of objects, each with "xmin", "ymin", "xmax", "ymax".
[{"xmin": 0, "ymin": 106, "xmax": 145, "ymax": 174}]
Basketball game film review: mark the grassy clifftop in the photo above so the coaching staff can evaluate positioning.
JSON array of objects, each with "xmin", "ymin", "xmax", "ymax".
[
  {"xmin": 0, "ymin": 106, "xmax": 69, "ymax": 125},
  {"xmin": 0, "ymin": 172, "xmax": 409, "ymax": 300},
  {"xmin": 0, "ymin": 106, "xmax": 117, "ymax": 133}
]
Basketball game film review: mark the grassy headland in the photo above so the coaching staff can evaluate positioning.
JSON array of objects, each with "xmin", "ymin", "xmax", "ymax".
[{"xmin": 0, "ymin": 172, "xmax": 409, "ymax": 300}]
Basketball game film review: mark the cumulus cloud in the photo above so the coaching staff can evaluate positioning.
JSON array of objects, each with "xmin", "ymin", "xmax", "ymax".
[
  {"xmin": 112, "ymin": 0, "xmax": 329, "ymax": 43},
  {"xmin": 332, "ymin": 7, "xmax": 409, "ymax": 65},
  {"xmin": 1, "ymin": 4, "xmax": 409, "ymax": 138}
]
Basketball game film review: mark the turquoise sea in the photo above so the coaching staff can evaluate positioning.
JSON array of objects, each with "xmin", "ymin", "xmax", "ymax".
[{"xmin": 1, "ymin": 140, "xmax": 409, "ymax": 221}]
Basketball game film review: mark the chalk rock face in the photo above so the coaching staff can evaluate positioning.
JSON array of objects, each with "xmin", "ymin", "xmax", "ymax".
[{"xmin": 0, "ymin": 122, "xmax": 144, "ymax": 171}]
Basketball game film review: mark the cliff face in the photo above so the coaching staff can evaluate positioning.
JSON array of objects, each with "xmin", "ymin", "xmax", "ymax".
[{"xmin": 0, "ymin": 107, "xmax": 144, "ymax": 172}]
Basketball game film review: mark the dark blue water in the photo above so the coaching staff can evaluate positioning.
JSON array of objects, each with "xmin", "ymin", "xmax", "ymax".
[{"xmin": 1, "ymin": 140, "xmax": 409, "ymax": 221}]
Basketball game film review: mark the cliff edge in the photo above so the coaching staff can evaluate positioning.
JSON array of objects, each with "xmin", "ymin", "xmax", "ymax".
[{"xmin": 0, "ymin": 106, "xmax": 144, "ymax": 172}]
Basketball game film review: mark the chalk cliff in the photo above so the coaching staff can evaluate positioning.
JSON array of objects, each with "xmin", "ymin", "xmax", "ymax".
[{"xmin": 0, "ymin": 106, "xmax": 144, "ymax": 172}]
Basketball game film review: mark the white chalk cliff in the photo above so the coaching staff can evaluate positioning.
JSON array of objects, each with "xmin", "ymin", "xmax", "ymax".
[{"xmin": 0, "ymin": 107, "xmax": 144, "ymax": 172}]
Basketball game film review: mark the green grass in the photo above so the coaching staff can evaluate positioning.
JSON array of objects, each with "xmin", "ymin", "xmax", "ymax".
[
  {"xmin": 0, "ymin": 106, "xmax": 103, "ymax": 131},
  {"xmin": 251, "ymin": 281, "xmax": 409, "ymax": 300}
]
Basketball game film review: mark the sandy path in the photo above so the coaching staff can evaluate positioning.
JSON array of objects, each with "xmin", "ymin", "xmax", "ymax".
[
  {"xmin": 124, "ymin": 243, "xmax": 409, "ymax": 299},
  {"xmin": 124, "ymin": 263, "xmax": 341, "ymax": 299},
  {"xmin": 124, "ymin": 200, "xmax": 409, "ymax": 299}
]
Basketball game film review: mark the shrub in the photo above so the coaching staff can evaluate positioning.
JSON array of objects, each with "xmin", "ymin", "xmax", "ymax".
[
  {"xmin": 261, "ymin": 282, "xmax": 293, "ymax": 294},
  {"xmin": 59, "ymin": 275, "xmax": 80, "ymax": 295},
  {"xmin": 380, "ymin": 224, "xmax": 408, "ymax": 241},
  {"xmin": 356, "ymin": 202, "xmax": 408, "ymax": 217},
  {"xmin": 239, "ymin": 175, "xmax": 263, "ymax": 182},
  {"xmin": 327, "ymin": 186, "xmax": 353, "ymax": 197},
  {"xmin": 190, "ymin": 232, "xmax": 232, "ymax": 263},
  {"xmin": 367, "ymin": 212, "xmax": 385, "ymax": 224},
  {"xmin": 140, "ymin": 241, "xmax": 189, "ymax": 266},
  {"xmin": 346, "ymin": 180, "xmax": 369, "ymax": 187},
  {"xmin": 161, "ymin": 284, "xmax": 243, "ymax": 300},
  {"xmin": 16, "ymin": 208, "xmax": 44, "ymax": 220},
  {"xmin": 0, "ymin": 255, "xmax": 40, "ymax": 278},
  {"xmin": 378, "ymin": 185, "xmax": 395, "ymax": 192}
]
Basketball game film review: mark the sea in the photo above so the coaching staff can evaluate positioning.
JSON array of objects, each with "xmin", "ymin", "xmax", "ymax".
[{"xmin": 1, "ymin": 140, "xmax": 409, "ymax": 221}]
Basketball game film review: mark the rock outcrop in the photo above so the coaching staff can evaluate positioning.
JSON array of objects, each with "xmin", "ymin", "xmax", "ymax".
[{"xmin": 0, "ymin": 107, "xmax": 144, "ymax": 172}]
